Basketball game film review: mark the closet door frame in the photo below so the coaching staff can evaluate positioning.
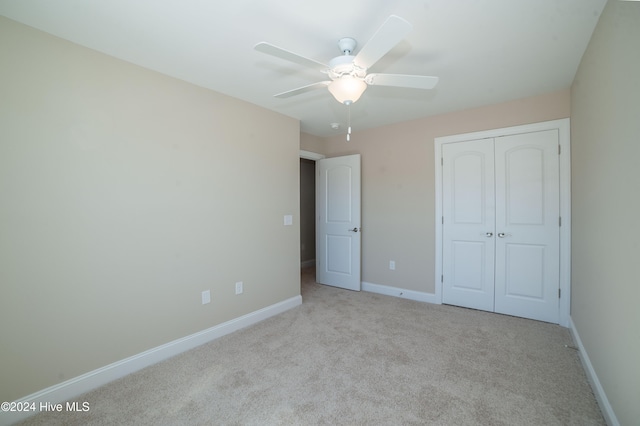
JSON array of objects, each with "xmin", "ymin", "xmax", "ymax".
[{"xmin": 434, "ymin": 118, "xmax": 571, "ymax": 326}]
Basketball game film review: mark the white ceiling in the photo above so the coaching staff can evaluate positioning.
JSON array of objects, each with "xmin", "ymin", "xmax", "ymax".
[{"xmin": 0, "ymin": 0, "xmax": 607, "ymax": 137}]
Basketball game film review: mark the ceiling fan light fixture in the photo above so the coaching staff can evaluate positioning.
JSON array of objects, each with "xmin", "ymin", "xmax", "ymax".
[{"xmin": 328, "ymin": 76, "xmax": 367, "ymax": 104}]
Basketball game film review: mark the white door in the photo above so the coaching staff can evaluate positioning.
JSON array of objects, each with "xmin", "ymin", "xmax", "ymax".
[
  {"xmin": 316, "ymin": 154, "xmax": 361, "ymax": 291},
  {"xmin": 441, "ymin": 131, "xmax": 560, "ymax": 323},
  {"xmin": 494, "ymin": 131, "xmax": 560, "ymax": 323},
  {"xmin": 442, "ymin": 139, "xmax": 496, "ymax": 311}
]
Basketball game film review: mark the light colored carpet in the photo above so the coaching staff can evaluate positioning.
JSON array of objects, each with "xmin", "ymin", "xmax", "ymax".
[{"xmin": 18, "ymin": 267, "xmax": 604, "ymax": 425}]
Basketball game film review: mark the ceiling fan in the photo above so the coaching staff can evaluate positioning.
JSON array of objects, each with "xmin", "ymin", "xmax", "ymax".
[{"xmin": 255, "ymin": 15, "xmax": 439, "ymax": 106}]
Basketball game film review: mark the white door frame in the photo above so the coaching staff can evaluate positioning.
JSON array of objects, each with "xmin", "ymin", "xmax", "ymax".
[
  {"xmin": 300, "ymin": 150, "xmax": 325, "ymax": 161},
  {"xmin": 434, "ymin": 118, "xmax": 571, "ymax": 327}
]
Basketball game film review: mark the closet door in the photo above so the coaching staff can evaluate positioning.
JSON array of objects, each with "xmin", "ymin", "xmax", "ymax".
[
  {"xmin": 442, "ymin": 139, "xmax": 495, "ymax": 311},
  {"xmin": 494, "ymin": 130, "xmax": 560, "ymax": 323}
]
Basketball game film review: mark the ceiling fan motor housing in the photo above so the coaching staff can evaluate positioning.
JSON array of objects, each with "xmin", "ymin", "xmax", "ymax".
[
  {"xmin": 329, "ymin": 56, "xmax": 366, "ymax": 80},
  {"xmin": 328, "ymin": 38, "xmax": 366, "ymax": 80}
]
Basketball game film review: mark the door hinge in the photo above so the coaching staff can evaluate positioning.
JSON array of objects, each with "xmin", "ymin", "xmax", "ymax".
[
  {"xmin": 559, "ymin": 288, "xmax": 561, "ymax": 298},
  {"xmin": 441, "ymin": 157, "xmax": 444, "ymax": 166},
  {"xmin": 442, "ymin": 216, "xmax": 444, "ymax": 224},
  {"xmin": 441, "ymin": 275, "xmax": 444, "ymax": 283},
  {"xmin": 558, "ymin": 145, "xmax": 561, "ymax": 155},
  {"xmin": 559, "ymin": 216, "xmax": 562, "ymax": 227}
]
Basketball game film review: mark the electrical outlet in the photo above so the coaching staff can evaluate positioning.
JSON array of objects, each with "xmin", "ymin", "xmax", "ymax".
[
  {"xmin": 235, "ymin": 281, "xmax": 243, "ymax": 295},
  {"xmin": 201, "ymin": 290, "xmax": 211, "ymax": 305},
  {"xmin": 389, "ymin": 260, "xmax": 396, "ymax": 270}
]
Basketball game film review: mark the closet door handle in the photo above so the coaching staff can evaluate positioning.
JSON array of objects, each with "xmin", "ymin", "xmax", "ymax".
[
  {"xmin": 485, "ymin": 232, "xmax": 493, "ymax": 237},
  {"xmin": 498, "ymin": 232, "xmax": 511, "ymax": 238}
]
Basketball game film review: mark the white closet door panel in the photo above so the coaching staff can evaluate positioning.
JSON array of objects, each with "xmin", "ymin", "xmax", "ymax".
[
  {"xmin": 316, "ymin": 155, "xmax": 361, "ymax": 291},
  {"xmin": 442, "ymin": 139, "xmax": 495, "ymax": 311},
  {"xmin": 494, "ymin": 130, "xmax": 560, "ymax": 323}
]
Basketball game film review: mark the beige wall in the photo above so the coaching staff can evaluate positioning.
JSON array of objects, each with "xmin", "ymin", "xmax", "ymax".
[
  {"xmin": 300, "ymin": 132, "xmax": 327, "ymax": 154},
  {"xmin": 321, "ymin": 90, "xmax": 570, "ymax": 293},
  {"xmin": 0, "ymin": 17, "xmax": 300, "ymax": 402},
  {"xmin": 570, "ymin": 1, "xmax": 640, "ymax": 424}
]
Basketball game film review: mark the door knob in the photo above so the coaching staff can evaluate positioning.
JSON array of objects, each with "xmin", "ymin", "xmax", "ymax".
[
  {"xmin": 348, "ymin": 227, "xmax": 360, "ymax": 233},
  {"xmin": 498, "ymin": 232, "xmax": 511, "ymax": 238},
  {"xmin": 485, "ymin": 232, "xmax": 493, "ymax": 237}
]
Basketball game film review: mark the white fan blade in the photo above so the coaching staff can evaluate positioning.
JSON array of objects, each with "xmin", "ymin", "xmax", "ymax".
[
  {"xmin": 354, "ymin": 15, "xmax": 412, "ymax": 70},
  {"xmin": 365, "ymin": 73, "xmax": 439, "ymax": 90},
  {"xmin": 255, "ymin": 42, "xmax": 328, "ymax": 72},
  {"xmin": 274, "ymin": 81, "xmax": 331, "ymax": 98}
]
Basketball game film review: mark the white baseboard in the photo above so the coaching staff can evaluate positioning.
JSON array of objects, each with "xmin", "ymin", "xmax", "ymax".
[
  {"xmin": 0, "ymin": 295, "xmax": 302, "ymax": 426},
  {"xmin": 362, "ymin": 281, "xmax": 439, "ymax": 304},
  {"xmin": 569, "ymin": 317, "xmax": 619, "ymax": 426}
]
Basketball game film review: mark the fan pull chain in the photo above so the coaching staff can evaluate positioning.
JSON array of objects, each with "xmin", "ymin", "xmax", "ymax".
[{"xmin": 346, "ymin": 103, "xmax": 352, "ymax": 142}]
